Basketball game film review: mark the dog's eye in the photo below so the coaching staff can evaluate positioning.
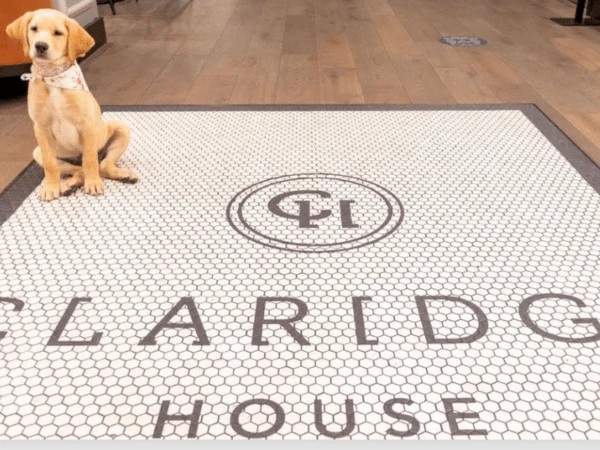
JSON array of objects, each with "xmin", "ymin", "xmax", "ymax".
[
  {"xmin": 30, "ymin": 26, "xmax": 38, "ymax": 32},
  {"xmin": 54, "ymin": 30, "xmax": 63, "ymax": 36}
]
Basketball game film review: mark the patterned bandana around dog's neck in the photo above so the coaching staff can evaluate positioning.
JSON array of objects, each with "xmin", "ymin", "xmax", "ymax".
[{"xmin": 21, "ymin": 62, "xmax": 89, "ymax": 91}]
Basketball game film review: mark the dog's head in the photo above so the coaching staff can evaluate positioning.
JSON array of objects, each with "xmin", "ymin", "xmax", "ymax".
[{"xmin": 5, "ymin": 9, "xmax": 95, "ymax": 65}]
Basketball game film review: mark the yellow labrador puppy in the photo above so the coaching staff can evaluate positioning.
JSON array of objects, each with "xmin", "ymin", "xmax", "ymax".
[{"xmin": 6, "ymin": 9, "xmax": 138, "ymax": 201}]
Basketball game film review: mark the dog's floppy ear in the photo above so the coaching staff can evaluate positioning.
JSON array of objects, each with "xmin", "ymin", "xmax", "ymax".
[
  {"xmin": 5, "ymin": 11, "xmax": 34, "ymax": 56},
  {"xmin": 65, "ymin": 17, "xmax": 95, "ymax": 63}
]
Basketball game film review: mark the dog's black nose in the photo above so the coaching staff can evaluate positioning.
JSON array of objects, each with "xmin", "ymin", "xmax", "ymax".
[{"xmin": 35, "ymin": 42, "xmax": 49, "ymax": 53}]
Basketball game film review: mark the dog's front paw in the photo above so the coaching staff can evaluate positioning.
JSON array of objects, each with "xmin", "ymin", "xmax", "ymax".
[
  {"xmin": 84, "ymin": 177, "xmax": 105, "ymax": 196},
  {"xmin": 39, "ymin": 182, "xmax": 60, "ymax": 202}
]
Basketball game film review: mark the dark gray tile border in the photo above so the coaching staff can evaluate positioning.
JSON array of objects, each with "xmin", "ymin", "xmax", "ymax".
[
  {"xmin": 0, "ymin": 162, "xmax": 43, "ymax": 225},
  {"xmin": 1, "ymin": 104, "xmax": 598, "ymax": 228},
  {"xmin": 519, "ymin": 104, "xmax": 600, "ymax": 195}
]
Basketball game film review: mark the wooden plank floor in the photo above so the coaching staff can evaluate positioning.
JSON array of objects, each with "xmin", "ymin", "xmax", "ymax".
[{"xmin": 1, "ymin": 0, "xmax": 600, "ymax": 192}]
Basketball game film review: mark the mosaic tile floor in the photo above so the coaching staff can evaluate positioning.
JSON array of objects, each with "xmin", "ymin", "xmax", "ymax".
[{"xmin": 0, "ymin": 105, "xmax": 599, "ymax": 440}]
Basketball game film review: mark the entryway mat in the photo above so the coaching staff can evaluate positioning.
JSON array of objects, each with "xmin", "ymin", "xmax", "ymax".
[{"xmin": 0, "ymin": 105, "xmax": 599, "ymax": 440}]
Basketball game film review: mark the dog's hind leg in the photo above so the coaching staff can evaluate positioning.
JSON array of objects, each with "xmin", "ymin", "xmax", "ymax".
[
  {"xmin": 33, "ymin": 146, "xmax": 83, "ymax": 197},
  {"xmin": 59, "ymin": 166, "xmax": 84, "ymax": 196},
  {"xmin": 99, "ymin": 121, "xmax": 139, "ymax": 183}
]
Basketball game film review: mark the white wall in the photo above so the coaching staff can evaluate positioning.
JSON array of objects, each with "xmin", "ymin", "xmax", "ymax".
[{"xmin": 52, "ymin": 0, "xmax": 100, "ymax": 26}]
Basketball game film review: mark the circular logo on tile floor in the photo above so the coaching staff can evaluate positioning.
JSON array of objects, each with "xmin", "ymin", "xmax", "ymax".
[{"xmin": 227, "ymin": 174, "xmax": 404, "ymax": 253}]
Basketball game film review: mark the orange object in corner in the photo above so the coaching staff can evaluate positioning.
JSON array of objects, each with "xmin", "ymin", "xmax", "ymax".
[{"xmin": 0, "ymin": 0, "xmax": 52, "ymax": 67}]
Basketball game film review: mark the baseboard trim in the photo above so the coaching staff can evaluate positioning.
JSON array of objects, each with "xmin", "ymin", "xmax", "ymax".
[
  {"xmin": 0, "ymin": 16, "xmax": 107, "ymax": 79},
  {"xmin": 0, "ymin": 63, "xmax": 29, "ymax": 79}
]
